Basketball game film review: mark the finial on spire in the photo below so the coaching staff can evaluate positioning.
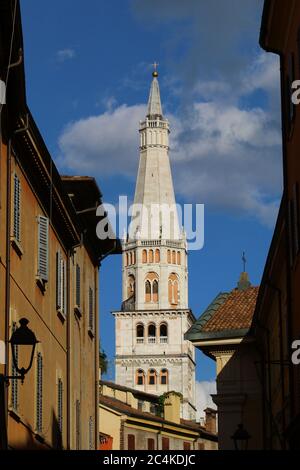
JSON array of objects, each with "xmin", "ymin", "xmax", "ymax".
[
  {"xmin": 152, "ymin": 61, "xmax": 159, "ymax": 77},
  {"xmin": 242, "ymin": 251, "xmax": 246, "ymax": 272}
]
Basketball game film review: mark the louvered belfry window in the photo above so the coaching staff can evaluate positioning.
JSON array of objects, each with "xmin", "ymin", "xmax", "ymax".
[
  {"xmin": 56, "ymin": 251, "xmax": 67, "ymax": 314},
  {"xmin": 89, "ymin": 287, "xmax": 94, "ymax": 332},
  {"xmin": 36, "ymin": 352, "xmax": 43, "ymax": 433},
  {"xmin": 13, "ymin": 173, "xmax": 21, "ymax": 242},
  {"xmin": 37, "ymin": 216, "xmax": 49, "ymax": 282},
  {"xmin": 57, "ymin": 378, "xmax": 63, "ymax": 438},
  {"xmin": 76, "ymin": 264, "xmax": 81, "ymax": 308}
]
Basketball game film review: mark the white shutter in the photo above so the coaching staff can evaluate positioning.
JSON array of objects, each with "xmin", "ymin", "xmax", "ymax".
[
  {"xmin": 38, "ymin": 216, "xmax": 49, "ymax": 281},
  {"xmin": 13, "ymin": 174, "xmax": 21, "ymax": 242}
]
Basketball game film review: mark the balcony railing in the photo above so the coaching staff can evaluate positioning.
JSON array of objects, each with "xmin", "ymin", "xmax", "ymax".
[
  {"xmin": 160, "ymin": 336, "xmax": 168, "ymax": 344},
  {"xmin": 148, "ymin": 337, "xmax": 156, "ymax": 344},
  {"xmin": 136, "ymin": 338, "xmax": 144, "ymax": 344}
]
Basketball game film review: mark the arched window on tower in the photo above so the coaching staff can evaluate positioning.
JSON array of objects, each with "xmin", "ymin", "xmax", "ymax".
[
  {"xmin": 172, "ymin": 250, "xmax": 176, "ymax": 264},
  {"xmin": 160, "ymin": 369, "xmax": 168, "ymax": 385},
  {"xmin": 127, "ymin": 274, "xmax": 135, "ymax": 299},
  {"xmin": 145, "ymin": 280, "xmax": 151, "ymax": 302},
  {"xmin": 136, "ymin": 324, "xmax": 144, "ymax": 343},
  {"xmin": 136, "ymin": 369, "xmax": 145, "ymax": 386},
  {"xmin": 168, "ymin": 273, "xmax": 179, "ymax": 306},
  {"xmin": 130, "ymin": 252, "xmax": 133, "ymax": 265},
  {"xmin": 177, "ymin": 251, "xmax": 181, "ymax": 265},
  {"xmin": 148, "ymin": 369, "xmax": 157, "ymax": 385},
  {"xmin": 155, "ymin": 249, "xmax": 160, "ymax": 263},
  {"xmin": 159, "ymin": 323, "xmax": 168, "ymax": 343},
  {"xmin": 142, "ymin": 249, "xmax": 147, "ymax": 263},
  {"xmin": 125, "ymin": 253, "xmax": 128, "ymax": 267},
  {"xmin": 167, "ymin": 250, "xmax": 171, "ymax": 264},
  {"xmin": 149, "ymin": 250, "xmax": 154, "ymax": 263},
  {"xmin": 152, "ymin": 280, "xmax": 159, "ymax": 302},
  {"xmin": 148, "ymin": 324, "xmax": 156, "ymax": 343}
]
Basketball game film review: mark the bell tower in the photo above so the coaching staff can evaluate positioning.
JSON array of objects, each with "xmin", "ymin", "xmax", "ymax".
[{"xmin": 113, "ymin": 67, "xmax": 196, "ymax": 420}]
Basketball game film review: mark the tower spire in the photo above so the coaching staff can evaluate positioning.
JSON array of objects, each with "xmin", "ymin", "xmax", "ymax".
[{"xmin": 147, "ymin": 64, "xmax": 162, "ymax": 118}]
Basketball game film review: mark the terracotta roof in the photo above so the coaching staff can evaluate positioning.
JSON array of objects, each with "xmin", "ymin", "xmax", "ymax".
[
  {"xmin": 99, "ymin": 394, "xmax": 217, "ymax": 440},
  {"xmin": 185, "ymin": 277, "xmax": 259, "ymax": 342},
  {"xmin": 202, "ymin": 286, "xmax": 259, "ymax": 332},
  {"xmin": 100, "ymin": 380, "xmax": 158, "ymax": 401}
]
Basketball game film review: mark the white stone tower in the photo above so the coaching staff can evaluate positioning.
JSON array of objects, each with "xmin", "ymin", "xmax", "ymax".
[{"xmin": 113, "ymin": 67, "xmax": 196, "ymax": 420}]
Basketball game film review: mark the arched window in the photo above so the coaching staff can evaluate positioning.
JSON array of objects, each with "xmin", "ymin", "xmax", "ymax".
[
  {"xmin": 127, "ymin": 275, "xmax": 135, "ymax": 298},
  {"xmin": 136, "ymin": 324, "xmax": 144, "ymax": 342},
  {"xmin": 136, "ymin": 369, "xmax": 145, "ymax": 385},
  {"xmin": 148, "ymin": 324, "xmax": 156, "ymax": 339},
  {"xmin": 167, "ymin": 250, "xmax": 171, "ymax": 264},
  {"xmin": 148, "ymin": 369, "xmax": 157, "ymax": 385},
  {"xmin": 149, "ymin": 250, "xmax": 154, "ymax": 263},
  {"xmin": 177, "ymin": 251, "xmax": 181, "ymax": 265},
  {"xmin": 132, "ymin": 251, "xmax": 136, "ymax": 264},
  {"xmin": 125, "ymin": 253, "xmax": 128, "ymax": 267},
  {"xmin": 160, "ymin": 323, "xmax": 168, "ymax": 342},
  {"xmin": 130, "ymin": 252, "xmax": 133, "ymax": 265},
  {"xmin": 160, "ymin": 369, "xmax": 168, "ymax": 385},
  {"xmin": 152, "ymin": 280, "xmax": 159, "ymax": 302},
  {"xmin": 155, "ymin": 249, "xmax": 160, "ymax": 263},
  {"xmin": 145, "ymin": 280, "xmax": 151, "ymax": 302},
  {"xmin": 142, "ymin": 249, "xmax": 147, "ymax": 263},
  {"xmin": 172, "ymin": 250, "xmax": 176, "ymax": 264},
  {"xmin": 168, "ymin": 273, "xmax": 179, "ymax": 305}
]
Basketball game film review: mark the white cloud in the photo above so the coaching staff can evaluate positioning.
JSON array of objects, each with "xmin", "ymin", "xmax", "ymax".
[
  {"xmin": 195, "ymin": 380, "xmax": 216, "ymax": 420},
  {"xmin": 57, "ymin": 48, "xmax": 76, "ymax": 62}
]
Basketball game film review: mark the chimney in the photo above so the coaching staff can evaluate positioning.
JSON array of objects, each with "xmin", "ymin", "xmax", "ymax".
[
  {"xmin": 204, "ymin": 408, "xmax": 217, "ymax": 434},
  {"xmin": 163, "ymin": 392, "xmax": 181, "ymax": 424}
]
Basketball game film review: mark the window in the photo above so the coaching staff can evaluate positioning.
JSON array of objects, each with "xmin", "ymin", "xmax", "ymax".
[
  {"xmin": 149, "ymin": 249, "xmax": 154, "ymax": 263},
  {"xmin": 168, "ymin": 273, "xmax": 179, "ymax": 305},
  {"xmin": 160, "ymin": 369, "xmax": 168, "ymax": 385},
  {"xmin": 57, "ymin": 378, "xmax": 63, "ymax": 441},
  {"xmin": 167, "ymin": 250, "xmax": 171, "ymax": 263},
  {"xmin": 130, "ymin": 252, "xmax": 133, "ymax": 265},
  {"xmin": 162, "ymin": 437, "xmax": 169, "ymax": 450},
  {"xmin": 148, "ymin": 324, "xmax": 156, "ymax": 340},
  {"xmin": 145, "ymin": 280, "xmax": 151, "ymax": 302},
  {"xmin": 89, "ymin": 416, "xmax": 94, "ymax": 450},
  {"xmin": 128, "ymin": 434, "xmax": 135, "ymax": 450},
  {"xmin": 148, "ymin": 369, "xmax": 157, "ymax": 385},
  {"xmin": 160, "ymin": 323, "xmax": 168, "ymax": 338},
  {"xmin": 142, "ymin": 249, "xmax": 147, "ymax": 263},
  {"xmin": 127, "ymin": 275, "xmax": 135, "ymax": 298},
  {"xmin": 155, "ymin": 249, "xmax": 160, "ymax": 263},
  {"xmin": 89, "ymin": 287, "xmax": 94, "ymax": 333},
  {"xmin": 37, "ymin": 216, "xmax": 49, "ymax": 282},
  {"xmin": 13, "ymin": 173, "xmax": 21, "ymax": 242},
  {"xmin": 136, "ymin": 369, "xmax": 145, "ymax": 385},
  {"xmin": 11, "ymin": 322, "xmax": 18, "ymax": 411},
  {"xmin": 152, "ymin": 279, "xmax": 158, "ymax": 302},
  {"xmin": 125, "ymin": 253, "xmax": 128, "ymax": 266},
  {"xmin": 198, "ymin": 442, "xmax": 205, "ymax": 450},
  {"xmin": 177, "ymin": 251, "xmax": 181, "ymax": 265},
  {"xmin": 36, "ymin": 352, "xmax": 43, "ymax": 433},
  {"xmin": 137, "ymin": 400, "xmax": 143, "ymax": 411},
  {"xmin": 75, "ymin": 399, "xmax": 81, "ymax": 450},
  {"xmin": 136, "ymin": 324, "xmax": 144, "ymax": 343},
  {"xmin": 183, "ymin": 442, "xmax": 191, "ymax": 450},
  {"xmin": 148, "ymin": 438, "xmax": 155, "ymax": 450},
  {"xmin": 56, "ymin": 251, "xmax": 66, "ymax": 315},
  {"xmin": 75, "ymin": 264, "xmax": 81, "ymax": 308},
  {"xmin": 172, "ymin": 250, "xmax": 176, "ymax": 264}
]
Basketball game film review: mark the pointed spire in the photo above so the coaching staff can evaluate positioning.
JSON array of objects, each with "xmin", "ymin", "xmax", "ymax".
[
  {"xmin": 237, "ymin": 272, "xmax": 251, "ymax": 291},
  {"xmin": 147, "ymin": 66, "xmax": 163, "ymax": 118}
]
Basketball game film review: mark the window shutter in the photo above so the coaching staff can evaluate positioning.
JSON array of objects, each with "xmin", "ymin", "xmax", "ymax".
[
  {"xmin": 89, "ymin": 287, "xmax": 94, "ymax": 331},
  {"xmin": 76, "ymin": 264, "xmax": 81, "ymax": 308},
  {"xmin": 89, "ymin": 416, "xmax": 94, "ymax": 450},
  {"xmin": 57, "ymin": 378, "xmax": 63, "ymax": 438},
  {"xmin": 36, "ymin": 353, "xmax": 43, "ymax": 433},
  {"xmin": 56, "ymin": 252, "xmax": 62, "ymax": 310},
  {"xmin": 13, "ymin": 174, "xmax": 21, "ymax": 242},
  {"xmin": 62, "ymin": 259, "xmax": 67, "ymax": 314},
  {"xmin": 38, "ymin": 216, "xmax": 49, "ymax": 281}
]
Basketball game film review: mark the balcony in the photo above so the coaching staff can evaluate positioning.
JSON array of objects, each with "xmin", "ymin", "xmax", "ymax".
[
  {"xmin": 136, "ymin": 338, "xmax": 144, "ymax": 344},
  {"xmin": 148, "ymin": 337, "xmax": 156, "ymax": 344},
  {"xmin": 160, "ymin": 336, "xmax": 168, "ymax": 344}
]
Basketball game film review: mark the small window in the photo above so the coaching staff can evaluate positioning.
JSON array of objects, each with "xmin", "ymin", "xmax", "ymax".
[
  {"xmin": 128, "ymin": 434, "xmax": 135, "ymax": 450},
  {"xmin": 160, "ymin": 323, "xmax": 167, "ymax": 338},
  {"xmin": 142, "ymin": 249, "xmax": 147, "ymax": 263},
  {"xmin": 125, "ymin": 253, "xmax": 128, "ymax": 266},
  {"xmin": 149, "ymin": 249, "xmax": 154, "ymax": 263},
  {"xmin": 167, "ymin": 250, "xmax": 171, "ymax": 263},
  {"xmin": 155, "ymin": 249, "xmax": 160, "ymax": 263},
  {"xmin": 37, "ymin": 216, "xmax": 49, "ymax": 282},
  {"xmin": 152, "ymin": 279, "xmax": 158, "ymax": 302},
  {"xmin": 184, "ymin": 442, "xmax": 191, "ymax": 450},
  {"xmin": 148, "ymin": 324, "xmax": 156, "ymax": 338},
  {"xmin": 160, "ymin": 369, "xmax": 168, "ymax": 385},
  {"xmin": 145, "ymin": 280, "xmax": 151, "ymax": 302},
  {"xmin": 148, "ymin": 369, "xmax": 156, "ymax": 385},
  {"xmin": 172, "ymin": 250, "xmax": 176, "ymax": 264},
  {"xmin": 136, "ymin": 369, "xmax": 145, "ymax": 385},
  {"xmin": 75, "ymin": 264, "xmax": 81, "ymax": 308},
  {"xmin": 136, "ymin": 324, "xmax": 144, "ymax": 338},
  {"xmin": 177, "ymin": 251, "xmax": 181, "ymax": 265},
  {"xmin": 148, "ymin": 438, "xmax": 155, "ymax": 450},
  {"xmin": 13, "ymin": 173, "xmax": 21, "ymax": 242},
  {"xmin": 162, "ymin": 437, "xmax": 169, "ymax": 450}
]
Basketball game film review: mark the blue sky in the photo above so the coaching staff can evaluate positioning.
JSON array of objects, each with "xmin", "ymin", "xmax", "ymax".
[{"xmin": 20, "ymin": 1, "xmax": 282, "ymax": 396}]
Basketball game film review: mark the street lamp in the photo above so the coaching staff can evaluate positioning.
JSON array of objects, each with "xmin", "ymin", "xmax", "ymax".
[
  {"xmin": 8, "ymin": 318, "xmax": 39, "ymax": 383},
  {"xmin": 231, "ymin": 423, "xmax": 251, "ymax": 450}
]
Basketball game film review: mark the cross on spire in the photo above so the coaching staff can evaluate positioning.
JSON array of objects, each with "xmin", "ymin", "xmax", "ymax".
[
  {"xmin": 152, "ymin": 61, "xmax": 159, "ymax": 71},
  {"xmin": 242, "ymin": 251, "xmax": 246, "ymax": 272}
]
